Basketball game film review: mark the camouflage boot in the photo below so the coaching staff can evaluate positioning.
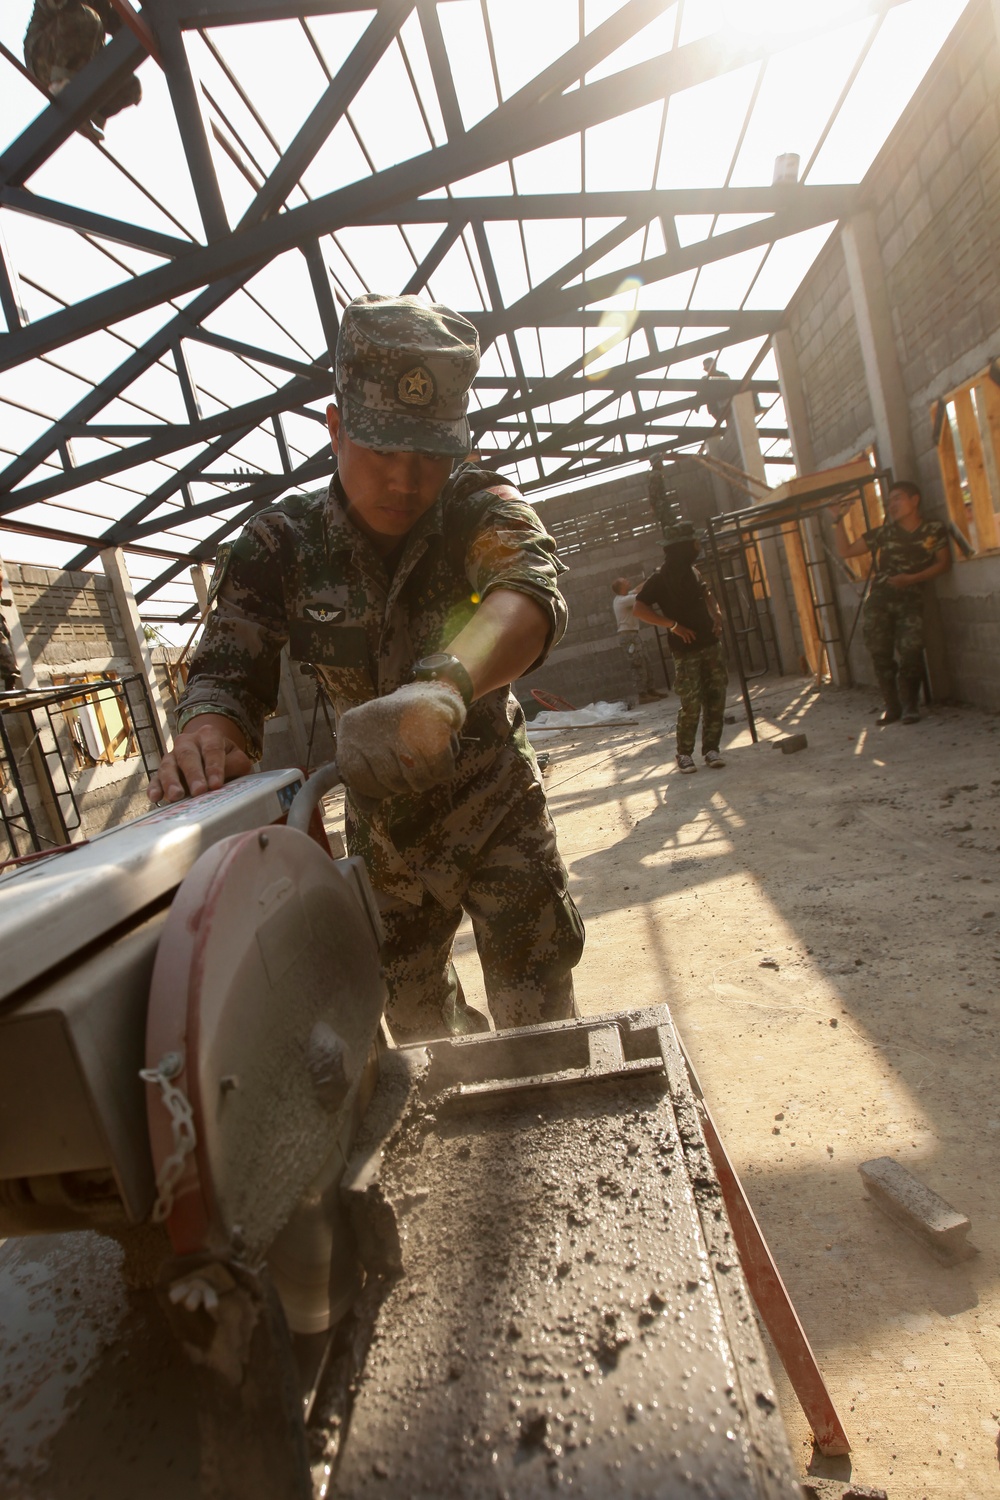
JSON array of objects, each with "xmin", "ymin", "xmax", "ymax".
[
  {"xmin": 441, "ymin": 968, "xmax": 491, "ymax": 1036},
  {"xmin": 899, "ymin": 679, "xmax": 921, "ymax": 724},
  {"xmin": 876, "ymin": 673, "xmax": 901, "ymax": 725}
]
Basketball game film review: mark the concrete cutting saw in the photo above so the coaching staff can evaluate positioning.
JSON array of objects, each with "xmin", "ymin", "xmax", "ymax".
[{"xmin": 0, "ymin": 766, "xmax": 811, "ymax": 1500}]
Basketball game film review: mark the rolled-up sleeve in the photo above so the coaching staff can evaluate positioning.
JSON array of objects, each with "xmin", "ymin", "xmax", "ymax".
[
  {"xmin": 464, "ymin": 487, "xmax": 568, "ymax": 671},
  {"xmin": 176, "ymin": 516, "xmax": 288, "ymax": 757}
]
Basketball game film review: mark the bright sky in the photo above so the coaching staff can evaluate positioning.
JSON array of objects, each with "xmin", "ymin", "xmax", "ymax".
[{"xmin": 0, "ymin": 0, "xmax": 970, "ymax": 631}]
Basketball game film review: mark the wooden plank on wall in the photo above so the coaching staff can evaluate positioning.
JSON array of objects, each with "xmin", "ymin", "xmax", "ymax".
[
  {"xmin": 935, "ymin": 412, "xmax": 971, "ymax": 545},
  {"xmin": 954, "ymin": 388, "xmax": 999, "ymax": 552},
  {"xmin": 976, "ymin": 379, "xmax": 1000, "ymax": 530},
  {"xmin": 781, "ymin": 522, "xmax": 821, "ymax": 677}
]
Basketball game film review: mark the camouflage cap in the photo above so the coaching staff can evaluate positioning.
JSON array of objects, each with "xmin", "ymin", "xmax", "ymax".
[
  {"xmin": 661, "ymin": 515, "xmax": 697, "ymax": 548},
  {"xmin": 335, "ymin": 294, "xmax": 479, "ymax": 457}
]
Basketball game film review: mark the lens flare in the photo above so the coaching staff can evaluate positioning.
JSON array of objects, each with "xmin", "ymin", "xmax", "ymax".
[{"xmin": 585, "ymin": 276, "xmax": 643, "ymax": 380}]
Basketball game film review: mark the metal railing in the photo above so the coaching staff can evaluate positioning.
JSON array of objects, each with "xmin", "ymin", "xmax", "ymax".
[{"xmin": 0, "ymin": 674, "xmax": 163, "ymax": 863}]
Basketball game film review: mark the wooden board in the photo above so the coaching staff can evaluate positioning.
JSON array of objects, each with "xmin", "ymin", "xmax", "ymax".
[
  {"xmin": 936, "ymin": 408, "xmax": 971, "ymax": 545},
  {"xmin": 765, "ymin": 455, "xmax": 875, "ymax": 505},
  {"xmin": 780, "ymin": 522, "xmax": 822, "ymax": 678},
  {"xmin": 953, "ymin": 388, "xmax": 999, "ymax": 553}
]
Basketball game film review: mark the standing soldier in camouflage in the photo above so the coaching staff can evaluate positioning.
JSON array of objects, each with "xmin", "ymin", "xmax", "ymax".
[
  {"xmin": 631, "ymin": 517, "xmax": 728, "ymax": 773},
  {"xmin": 611, "ymin": 577, "xmax": 664, "ymax": 706},
  {"xmin": 832, "ymin": 482, "xmax": 950, "ymax": 724},
  {"xmin": 647, "ymin": 453, "xmax": 670, "ymax": 538},
  {"xmin": 149, "ymin": 294, "xmax": 585, "ymax": 1044},
  {"xmin": 0, "ymin": 616, "xmax": 19, "ymax": 692},
  {"xmin": 24, "ymin": 0, "xmax": 142, "ymax": 137}
]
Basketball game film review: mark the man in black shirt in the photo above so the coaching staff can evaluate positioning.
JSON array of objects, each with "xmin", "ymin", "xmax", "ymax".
[{"xmin": 633, "ymin": 519, "xmax": 728, "ymax": 773}]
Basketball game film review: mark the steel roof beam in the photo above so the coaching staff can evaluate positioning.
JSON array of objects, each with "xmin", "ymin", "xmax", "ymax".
[
  {"xmin": 63, "ymin": 420, "xmax": 260, "ymax": 568},
  {"xmin": 476, "ymin": 201, "xmax": 846, "ymax": 346},
  {"xmin": 236, "ymin": 1, "xmax": 413, "ymax": 227},
  {"xmin": 157, "ymin": 16, "xmax": 229, "ymax": 241},
  {"xmin": 133, "ymin": 442, "xmax": 334, "ymax": 602},
  {"xmin": 366, "ymin": 185, "xmax": 860, "ymax": 224},
  {"xmin": 176, "ymin": 0, "xmax": 418, "ymax": 21},
  {"xmin": 0, "ymin": 187, "xmax": 194, "ymax": 259},
  {"xmin": 0, "ymin": 22, "xmax": 856, "ymax": 373},
  {"xmin": 473, "ymin": 375, "xmax": 781, "ymax": 392},
  {"xmin": 7, "ymin": 373, "xmax": 331, "ymax": 510},
  {"xmin": 477, "ymin": 321, "xmax": 779, "ymax": 429}
]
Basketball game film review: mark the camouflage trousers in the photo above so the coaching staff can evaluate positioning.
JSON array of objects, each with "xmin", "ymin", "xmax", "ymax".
[
  {"xmin": 618, "ymin": 631, "xmax": 652, "ymax": 699},
  {"xmin": 673, "ymin": 641, "xmax": 728, "ymax": 756},
  {"xmin": 862, "ymin": 590, "xmax": 924, "ymax": 692},
  {"xmin": 369, "ymin": 780, "xmax": 585, "ymax": 1044},
  {"xmin": 24, "ymin": 5, "xmax": 141, "ymax": 115}
]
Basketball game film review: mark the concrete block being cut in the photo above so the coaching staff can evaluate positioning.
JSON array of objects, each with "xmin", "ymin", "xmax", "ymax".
[
  {"xmin": 858, "ymin": 1155, "xmax": 976, "ymax": 1263},
  {"xmin": 775, "ymin": 733, "xmax": 808, "ymax": 754}
]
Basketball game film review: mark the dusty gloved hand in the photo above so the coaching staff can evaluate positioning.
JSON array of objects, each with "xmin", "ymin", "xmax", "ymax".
[{"xmin": 337, "ymin": 682, "xmax": 467, "ymax": 803}]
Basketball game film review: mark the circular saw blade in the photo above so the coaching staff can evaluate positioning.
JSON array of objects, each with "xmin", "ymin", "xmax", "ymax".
[{"xmin": 144, "ymin": 824, "xmax": 385, "ymax": 1266}]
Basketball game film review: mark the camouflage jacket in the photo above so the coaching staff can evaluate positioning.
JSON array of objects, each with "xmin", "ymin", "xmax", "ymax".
[
  {"xmin": 177, "ymin": 468, "xmax": 568, "ymax": 906},
  {"xmin": 863, "ymin": 519, "xmax": 948, "ymax": 592},
  {"xmin": 0, "ymin": 616, "xmax": 17, "ymax": 683}
]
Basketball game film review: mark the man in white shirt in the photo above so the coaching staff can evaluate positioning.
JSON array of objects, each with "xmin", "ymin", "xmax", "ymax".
[{"xmin": 611, "ymin": 577, "xmax": 664, "ymax": 706}]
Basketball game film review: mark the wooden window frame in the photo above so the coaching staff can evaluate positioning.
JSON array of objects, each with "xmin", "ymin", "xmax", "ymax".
[
  {"xmin": 932, "ymin": 362, "xmax": 1000, "ymax": 559},
  {"xmin": 51, "ymin": 672, "xmax": 139, "ymax": 768}
]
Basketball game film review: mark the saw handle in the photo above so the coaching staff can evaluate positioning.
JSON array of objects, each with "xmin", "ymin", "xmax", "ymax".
[{"xmin": 286, "ymin": 762, "xmax": 343, "ymax": 833}]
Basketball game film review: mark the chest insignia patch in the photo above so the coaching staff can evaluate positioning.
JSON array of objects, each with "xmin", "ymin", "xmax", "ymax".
[
  {"xmin": 305, "ymin": 605, "xmax": 345, "ymax": 623},
  {"xmin": 398, "ymin": 366, "xmax": 435, "ymax": 406}
]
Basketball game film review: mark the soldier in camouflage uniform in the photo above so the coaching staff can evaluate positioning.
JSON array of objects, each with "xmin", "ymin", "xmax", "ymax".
[
  {"xmin": 0, "ymin": 616, "xmax": 19, "ymax": 691},
  {"xmin": 647, "ymin": 454, "xmax": 669, "ymax": 538},
  {"xmin": 632, "ymin": 517, "xmax": 729, "ymax": 773},
  {"xmin": 611, "ymin": 577, "xmax": 664, "ymax": 706},
  {"xmin": 833, "ymin": 482, "xmax": 950, "ymax": 724},
  {"xmin": 24, "ymin": 0, "xmax": 142, "ymax": 133},
  {"xmin": 151, "ymin": 294, "xmax": 585, "ymax": 1043}
]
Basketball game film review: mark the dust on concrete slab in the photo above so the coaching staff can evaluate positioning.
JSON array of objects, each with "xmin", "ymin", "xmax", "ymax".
[
  {"xmin": 451, "ymin": 680, "xmax": 1000, "ymax": 1500},
  {"xmin": 334, "ymin": 1058, "xmax": 798, "ymax": 1499}
]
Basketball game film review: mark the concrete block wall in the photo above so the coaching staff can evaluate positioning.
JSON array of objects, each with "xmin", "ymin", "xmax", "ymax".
[
  {"xmin": 787, "ymin": 242, "xmax": 875, "ymax": 467},
  {"xmin": 522, "ymin": 531, "xmax": 672, "ymax": 708},
  {"xmin": 783, "ymin": 0, "xmax": 1000, "ymax": 708},
  {"xmin": 521, "ymin": 469, "xmax": 710, "ymax": 706},
  {"xmin": 8, "ymin": 563, "xmax": 125, "ymax": 669}
]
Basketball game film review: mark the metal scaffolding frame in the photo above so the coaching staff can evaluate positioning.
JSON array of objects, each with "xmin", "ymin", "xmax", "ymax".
[
  {"xmin": 0, "ymin": 1, "xmax": 927, "ymax": 623},
  {"xmin": 707, "ymin": 467, "xmax": 893, "ymax": 738},
  {"xmin": 0, "ymin": 672, "xmax": 164, "ymax": 859}
]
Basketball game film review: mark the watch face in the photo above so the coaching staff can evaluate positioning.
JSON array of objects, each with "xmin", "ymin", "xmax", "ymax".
[{"xmin": 419, "ymin": 653, "xmax": 454, "ymax": 670}]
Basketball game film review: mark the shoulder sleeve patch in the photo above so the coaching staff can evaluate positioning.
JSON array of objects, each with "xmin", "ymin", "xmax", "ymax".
[{"xmin": 206, "ymin": 542, "xmax": 234, "ymax": 608}]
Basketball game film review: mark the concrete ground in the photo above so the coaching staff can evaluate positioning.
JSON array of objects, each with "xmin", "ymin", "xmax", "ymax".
[{"xmin": 453, "ymin": 678, "xmax": 1000, "ymax": 1500}]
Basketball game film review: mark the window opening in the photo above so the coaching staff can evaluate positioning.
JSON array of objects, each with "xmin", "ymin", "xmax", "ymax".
[
  {"xmin": 932, "ymin": 365, "xmax": 1000, "ymax": 557},
  {"xmin": 50, "ymin": 674, "xmax": 139, "ymax": 768}
]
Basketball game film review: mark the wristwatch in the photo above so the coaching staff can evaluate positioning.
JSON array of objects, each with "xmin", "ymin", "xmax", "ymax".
[{"xmin": 410, "ymin": 653, "xmax": 475, "ymax": 709}]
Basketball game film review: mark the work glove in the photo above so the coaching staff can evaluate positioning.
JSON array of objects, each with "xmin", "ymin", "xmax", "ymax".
[{"xmin": 337, "ymin": 682, "xmax": 466, "ymax": 803}]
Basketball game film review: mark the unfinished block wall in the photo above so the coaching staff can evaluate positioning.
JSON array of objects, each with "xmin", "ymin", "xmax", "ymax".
[{"xmin": 784, "ymin": 0, "xmax": 1000, "ymax": 708}]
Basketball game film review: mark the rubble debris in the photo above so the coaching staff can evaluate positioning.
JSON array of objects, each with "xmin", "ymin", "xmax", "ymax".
[
  {"xmin": 858, "ymin": 1156, "xmax": 976, "ymax": 1264},
  {"xmin": 775, "ymin": 733, "xmax": 808, "ymax": 754}
]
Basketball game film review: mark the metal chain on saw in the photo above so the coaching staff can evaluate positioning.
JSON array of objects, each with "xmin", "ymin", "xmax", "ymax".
[{"xmin": 139, "ymin": 1052, "xmax": 197, "ymax": 1223}]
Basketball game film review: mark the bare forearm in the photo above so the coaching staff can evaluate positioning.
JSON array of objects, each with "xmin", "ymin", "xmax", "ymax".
[
  {"xmin": 631, "ymin": 599, "xmax": 666, "ymax": 628},
  {"xmin": 448, "ymin": 588, "xmax": 550, "ymax": 699},
  {"xmin": 832, "ymin": 513, "xmax": 868, "ymax": 559}
]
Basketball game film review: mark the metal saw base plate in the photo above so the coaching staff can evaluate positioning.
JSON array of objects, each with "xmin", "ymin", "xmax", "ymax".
[{"xmin": 330, "ymin": 1008, "xmax": 801, "ymax": 1499}]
